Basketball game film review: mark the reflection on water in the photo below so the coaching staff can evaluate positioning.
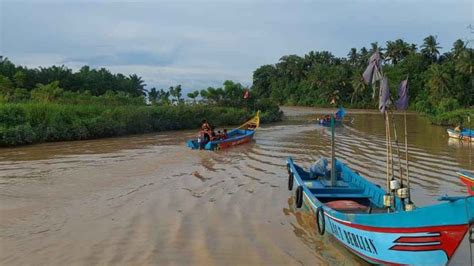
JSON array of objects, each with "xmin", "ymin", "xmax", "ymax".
[{"xmin": 0, "ymin": 107, "xmax": 471, "ymax": 265}]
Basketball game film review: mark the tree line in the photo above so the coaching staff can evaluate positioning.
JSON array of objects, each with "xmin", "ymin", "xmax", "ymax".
[
  {"xmin": 251, "ymin": 35, "xmax": 473, "ymax": 115},
  {"xmin": 0, "ymin": 57, "xmax": 255, "ymax": 109},
  {"xmin": 0, "ymin": 56, "xmax": 147, "ymax": 99}
]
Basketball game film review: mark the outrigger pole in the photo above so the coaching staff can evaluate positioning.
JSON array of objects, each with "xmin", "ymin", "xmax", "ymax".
[{"xmin": 331, "ymin": 114, "xmax": 336, "ymax": 186}]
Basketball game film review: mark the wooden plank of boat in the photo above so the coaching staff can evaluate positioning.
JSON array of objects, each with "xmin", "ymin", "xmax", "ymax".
[
  {"xmin": 447, "ymin": 128, "xmax": 474, "ymax": 142},
  {"xmin": 457, "ymin": 171, "xmax": 474, "ymax": 196},
  {"xmin": 286, "ymin": 157, "xmax": 473, "ymax": 265},
  {"xmin": 186, "ymin": 111, "xmax": 260, "ymax": 151}
]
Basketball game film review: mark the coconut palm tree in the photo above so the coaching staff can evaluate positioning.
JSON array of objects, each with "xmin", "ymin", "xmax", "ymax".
[
  {"xmin": 455, "ymin": 50, "xmax": 472, "ymax": 75},
  {"xmin": 351, "ymin": 75, "xmax": 366, "ymax": 104},
  {"xmin": 148, "ymin": 87, "xmax": 158, "ymax": 104},
  {"xmin": 128, "ymin": 74, "xmax": 146, "ymax": 96},
  {"xmin": 385, "ymin": 39, "xmax": 410, "ymax": 64},
  {"xmin": 426, "ymin": 64, "xmax": 451, "ymax": 102},
  {"xmin": 421, "ymin": 35, "xmax": 441, "ymax": 63},
  {"xmin": 451, "ymin": 39, "xmax": 466, "ymax": 59},
  {"xmin": 347, "ymin": 48, "xmax": 358, "ymax": 66},
  {"xmin": 358, "ymin": 47, "xmax": 369, "ymax": 67},
  {"xmin": 369, "ymin": 42, "xmax": 382, "ymax": 54}
]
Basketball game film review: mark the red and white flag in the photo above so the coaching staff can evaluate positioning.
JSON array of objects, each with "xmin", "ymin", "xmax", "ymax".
[{"xmin": 243, "ymin": 89, "xmax": 250, "ymax": 99}]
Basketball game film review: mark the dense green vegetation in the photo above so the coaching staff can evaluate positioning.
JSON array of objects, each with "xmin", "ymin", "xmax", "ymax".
[
  {"xmin": 0, "ymin": 57, "xmax": 282, "ymax": 146},
  {"xmin": 251, "ymin": 35, "xmax": 473, "ymax": 124},
  {"xmin": 0, "ymin": 103, "xmax": 273, "ymax": 146}
]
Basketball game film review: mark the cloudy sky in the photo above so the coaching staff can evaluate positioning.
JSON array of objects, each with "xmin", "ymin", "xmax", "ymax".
[{"xmin": 1, "ymin": 0, "xmax": 472, "ymax": 93}]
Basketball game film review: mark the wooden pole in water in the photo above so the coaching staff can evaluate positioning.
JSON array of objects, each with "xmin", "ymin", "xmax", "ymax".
[{"xmin": 331, "ymin": 114, "xmax": 336, "ymax": 186}]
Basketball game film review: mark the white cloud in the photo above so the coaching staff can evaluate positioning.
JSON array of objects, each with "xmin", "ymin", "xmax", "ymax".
[{"xmin": 1, "ymin": 0, "xmax": 472, "ymax": 91}]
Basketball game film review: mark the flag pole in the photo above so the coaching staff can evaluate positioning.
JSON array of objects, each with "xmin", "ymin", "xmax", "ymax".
[
  {"xmin": 390, "ymin": 109, "xmax": 404, "ymax": 187},
  {"xmin": 404, "ymin": 111, "xmax": 410, "ymax": 200},
  {"xmin": 404, "ymin": 75, "xmax": 414, "ymax": 210}
]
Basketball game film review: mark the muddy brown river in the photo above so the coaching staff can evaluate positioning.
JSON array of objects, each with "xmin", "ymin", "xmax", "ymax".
[{"xmin": 0, "ymin": 107, "xmax": 472, "ymax": 265}]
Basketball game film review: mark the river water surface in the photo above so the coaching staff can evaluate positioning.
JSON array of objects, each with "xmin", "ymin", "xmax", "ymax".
[{"xmin": 0, "ymin": 107, "xmax": 472, "ymax": 265}]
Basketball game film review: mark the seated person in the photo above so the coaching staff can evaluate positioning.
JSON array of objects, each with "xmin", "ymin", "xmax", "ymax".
[
  {"xmin": 454, "ymin": 125, "xmax": 462, "ymax": 132},
  {"xmin": 210, "ymin": 128, "xmax": 217, "ymax": 140},
  {"xmin": 216, "ymin": 130, "xmax": 223, "ymax": 140},
  {"xmin": 201, "ymin": 119, "xmax": 211, "ymax": 131},
  {"xmin": 222, "ymin": 129, "xmax": 228, "ymax": 139}
]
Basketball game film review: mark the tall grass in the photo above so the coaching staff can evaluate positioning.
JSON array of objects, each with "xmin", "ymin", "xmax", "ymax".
[
  {"xmin": 429, "ymin": 109, "xmax": 474, "ymax": 126},
  {"xmin": 0, "ymin": 103, "xmax": 282, "ymax": 146}
]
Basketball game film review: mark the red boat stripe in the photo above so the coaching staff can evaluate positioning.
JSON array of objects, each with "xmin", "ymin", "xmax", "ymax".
[
  {"xmin": 395, "ymin": 236, "xmax": 441, "ymax": 243},
  {"xmin": 391, "ymin": 244, "xmax": 443, "ymax": 252}
]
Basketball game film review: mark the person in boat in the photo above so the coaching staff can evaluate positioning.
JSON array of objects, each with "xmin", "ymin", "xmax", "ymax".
[
  {"xmin": 455, "ymin": 125, "xmax": 463, "ymax": 132},
  {"xmin": 199, "ymin": 120, "xmax": 212, "ymax": 149},
  {"xmin": 210, "ymin": 127, "xmax": 217, "ymax": 140},
  {"xmin": 201, "ymin": 120, "xmax": 211, "ymax": 131},
  {"xmin": 222, "ymin": 129, "xmax": 228, "ymax": 139},
  {"xmin": 216, "ymin": 130, "xmax": 223, "ymax": 140}
]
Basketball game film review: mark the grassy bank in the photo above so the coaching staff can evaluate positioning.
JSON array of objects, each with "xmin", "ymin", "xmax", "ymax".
[
  {"xmin": 0, "ymin": 103, "xmax": 282, "ymax": 147},
  {"xmin": 428, "ymin": 109, "xmax": 474, "ymax": 126}
]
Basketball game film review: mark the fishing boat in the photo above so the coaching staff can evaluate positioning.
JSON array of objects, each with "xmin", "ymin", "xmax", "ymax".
[
  {"xmin": 286, "ymin": 51, "xmax": 473, "ymax": 265},
  {"xmin": 458, "ymin": 171, "xmax": 474, "ymax": 196},
  {"xmin": 287, "ymin": 157, "xmax": 473, "ymax": 265},
  {"xmin": 186, "ymin": 111, "xmax": 260, "ymax": 151},
  {"xmin": 317, "ymin": 107, "xmax": 346, "ymax": 127},
  {"xmin": 447, "ymin": 128, "xmax": 474, "ymax": 142}
]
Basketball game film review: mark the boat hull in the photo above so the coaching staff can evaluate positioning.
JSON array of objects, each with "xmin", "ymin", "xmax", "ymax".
[
  {"xmin": 287, "ymin": 158, "xmax": 473, "ymax": 265},
  {"xmin": 447, "ymin": 129, "xmax": 474, "ymax": 142},
  {"xmin": 322, "ymin": 210, "xmax": 468, "ymax": 265},
  {"xmin": 458, "ymin": 171, "xmax": 474, "ymax": 196},
  {"xmin": 318, "ymin": 119, "xmax": 343, "ymax": 127},
  {"xmin": 187, "ymin": 129, "xmax": 255, "ymax": 150},
  {"xmin": 187, "ymin": 111, "xmax": 260, "ymax": 151}
]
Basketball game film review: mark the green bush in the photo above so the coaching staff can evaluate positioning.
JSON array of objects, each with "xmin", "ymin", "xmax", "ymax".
[
  {"xmin": 435, "ymin": 98, "xmax": 460, "ymax": 114},
  {"xmin": 429, "ymin": 109, "xmax": 474, "ymax": 126},
  {"xmin": 0, "ymin": 103, "xmax": 282, "ymax": 146}
]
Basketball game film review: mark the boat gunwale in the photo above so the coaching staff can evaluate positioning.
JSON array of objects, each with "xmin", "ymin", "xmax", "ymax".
[{"xmin": 287, "ymin": 157, "xmax": 473, "ymax": 228}]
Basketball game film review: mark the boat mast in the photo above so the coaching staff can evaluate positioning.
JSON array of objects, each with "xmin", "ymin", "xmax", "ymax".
[
  {"xmin": 404, "ymin": 110, "xmax": 415, "ymax": 210},
  {"xmin": 331, "ymin": 114, "xmax": 336, "ymax": 186}
]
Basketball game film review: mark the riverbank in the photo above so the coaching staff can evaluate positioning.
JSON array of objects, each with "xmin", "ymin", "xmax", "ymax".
[
  {"xmin": 281, "ymin": 105, "xmax": 473, "ymax": 126},
  {"xmin": 428, "ymin": 108, "xmax": 473, "ymax": 126},
  {"xmin": 0, "ymin": 103, "xmax": 283, "ymax": 147}
]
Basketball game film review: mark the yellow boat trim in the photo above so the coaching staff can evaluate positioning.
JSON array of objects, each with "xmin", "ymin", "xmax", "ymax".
[{"xmin": 237, "ymin": 110, "xmax": 260, "ymax": 131}]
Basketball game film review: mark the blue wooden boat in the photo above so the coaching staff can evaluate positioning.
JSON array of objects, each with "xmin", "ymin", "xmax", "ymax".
[
  {"xmin": 288, "ymin": 108, "xmax": 473, "ymax": 264},
  {"xmin": 187, "ymin": 111, "xmax": 260, "ymax": 151},
  {"xmin": 318, "ymin": 107, "xmax": 346, "ymax": 127},
  {"xmin": 447, "ymin": 128, "xmax": 473, "ymax": 142},
  {"xmin": 286, "ymin": 158, "xmax": 473, "ymax": 265}
]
